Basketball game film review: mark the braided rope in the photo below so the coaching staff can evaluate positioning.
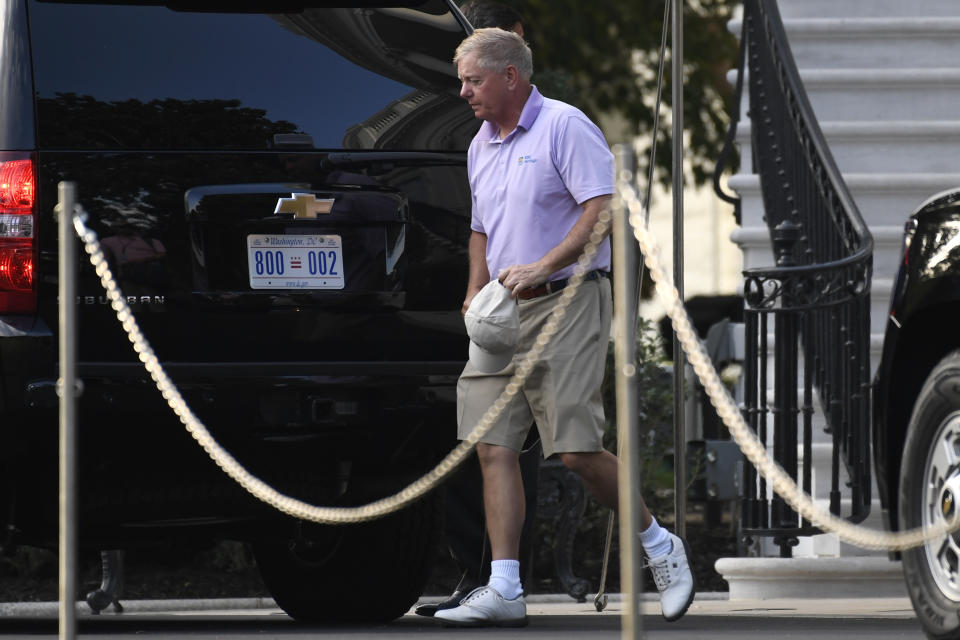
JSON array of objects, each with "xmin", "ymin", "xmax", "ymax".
[
  {"xmin": 71, "ymin": 205, "xmax": 609, "ymax": 524},
  {"xmin": 73, "ymin": 178, "xmax": 957, "ymax": 550},
  {"xmin": 617, "ymin": 180, "xmax": 957, "ymax": 551}
]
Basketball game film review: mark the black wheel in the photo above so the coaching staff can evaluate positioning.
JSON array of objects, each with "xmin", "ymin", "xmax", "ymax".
[
  {"xmin": 900, "ymin": 350, "xmax": 960, "ymax": 639},
  {"xmin": 252, "ymin": 494, "xmax": 441, "ymax": 623}
]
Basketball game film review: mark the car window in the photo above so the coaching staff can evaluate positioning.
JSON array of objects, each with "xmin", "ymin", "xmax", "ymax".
[{"xmin": 29, "ymin": 1, "xmax": 472, "ymax": 150}]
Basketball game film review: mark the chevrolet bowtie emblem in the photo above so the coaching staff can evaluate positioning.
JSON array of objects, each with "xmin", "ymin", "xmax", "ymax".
[{"xmin": 274, "ymin": 193, "xmax": 335, "ymax": 218}]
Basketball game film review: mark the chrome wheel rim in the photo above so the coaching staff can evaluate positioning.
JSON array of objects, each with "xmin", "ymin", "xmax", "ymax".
[{"xmin": 923, "ymin": 411, "xmax": 960, "ymax": 601}]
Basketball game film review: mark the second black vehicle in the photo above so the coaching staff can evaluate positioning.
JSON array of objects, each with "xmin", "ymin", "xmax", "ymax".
[{"xmin": 873, "ymin": 187, "xmax": 960, "ymax": 639}]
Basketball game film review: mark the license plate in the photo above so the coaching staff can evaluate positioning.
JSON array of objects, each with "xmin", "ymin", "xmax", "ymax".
[{"xmin": 247, "ymin": 234, "xmax": 344, "ymax": 290}]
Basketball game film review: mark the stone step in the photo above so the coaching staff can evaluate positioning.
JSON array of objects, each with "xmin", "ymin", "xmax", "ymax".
[
  {"xmin": 732, "ymin": 212, "xmax": 903, "ymax": 275},
  {"xmin": 726, "ymin": 310, "xmax": 888, "ymax": 379},
  {"xmin": 742, "ymin": 340, "xmax": 885, "ymax": 394},
  {"xmin": 728, "ymin": 173, "xmax": 959, "ymax": 228},
  {"xmin": 737, "ymin": 120, "xmax": 960, "ymax": 175},
  {"xmin": 730, "ymin": 16, "xmax": 960, "ymax": 70},
  {"xmin": 731, "ymin": 182, "xmax": 952, "ymax": 295},
  {"xmin": 742, "ymin": 330, "xmax": 885, "ymax": 384},
  {"xmin": 715, "ymin": 557, "xmax": 906, "ymax": 599},
  {"xmin": 845, "ymin": 174, "xmax": 960, "ymax": 221},
  {"xmin": 788, "ymin": 18, "xmax": 960, "ymax": 70},
  {"xmin": 803, "ymin": 68, "xmax": 960, "ymax": 122},
  {"xmin": 730, "ymin": 68, "xmax": 960, "ymax": 122},
  {"xmin": 776, "ymin": 0, "xmax": 960, "ymax": 19},
  {"xmin": 732, "ymin": 181, "xmax": 926, "ymax": 283}
]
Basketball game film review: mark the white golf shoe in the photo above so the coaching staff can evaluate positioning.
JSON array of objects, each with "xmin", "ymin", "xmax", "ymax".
[
  {"xmin": 433, "ymin": 585, "xmax": 527, "ymax": 627},
  {"xmin": 647, "ymin": 533, "xmax": 695, "ymax": 621}
]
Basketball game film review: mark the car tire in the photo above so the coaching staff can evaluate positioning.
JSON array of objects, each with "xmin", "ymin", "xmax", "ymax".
[
  {"xmin": 252, "ymin": 493, "xmax": 441, "ymax": 623},
  {"xmin": 900, "ymin": 350, "xmax": 960, "ymax": 639}
]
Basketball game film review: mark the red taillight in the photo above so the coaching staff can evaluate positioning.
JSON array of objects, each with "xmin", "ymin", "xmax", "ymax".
[
  {"xmin": 0, "ymin": 242, "xmax": 33, "ymax": 290},
  {"xmin": 0, "ymin": 159, "xmax": 34, "ymax": 211},
  {"xmin": 0, "ymin": 153, "xmax": 37, "ymax": 313}
]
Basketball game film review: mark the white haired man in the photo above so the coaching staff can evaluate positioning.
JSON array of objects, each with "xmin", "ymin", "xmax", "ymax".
[{"xmin": 437, "ymin": 27, "xmax": 695, "ymax": 627}]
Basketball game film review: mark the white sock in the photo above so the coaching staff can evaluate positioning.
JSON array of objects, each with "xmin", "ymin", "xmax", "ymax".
[
  {"xmin": 639, "ymin": 516, "xmax": 673, "ymax": 558},
  {"xmin": 488, "ymin": 559, "xmax": 522, "ymax": 600}
]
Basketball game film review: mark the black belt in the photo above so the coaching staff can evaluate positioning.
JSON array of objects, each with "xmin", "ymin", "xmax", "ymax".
[{"xmin": 516, "ymin": 270, "xmax": 609, "ymax": 300}]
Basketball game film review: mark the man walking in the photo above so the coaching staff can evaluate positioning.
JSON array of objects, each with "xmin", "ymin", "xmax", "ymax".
[
  {"xmin": 437, "ymin": 28, "xmax": 695, "ymax": 627},
  {"xmin": 414, "ymin": 3, "xmax": 538, "ymax": 619}
]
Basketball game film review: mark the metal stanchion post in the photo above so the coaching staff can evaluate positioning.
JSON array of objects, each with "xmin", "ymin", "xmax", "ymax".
[
  {"xmin": 613, "ymin": 145, "xmax": 643, "ymax": 640},
  {"xmin": 57, "ymin": 182, "xmax": 78, "ymax": 640},
  {"xmin": 671, "ymin": 0, "xmax": 687, "ymax": 541}
]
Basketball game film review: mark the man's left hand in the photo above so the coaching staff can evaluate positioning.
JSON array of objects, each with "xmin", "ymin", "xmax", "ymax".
[{"xmin": 498, "ymin": 263, "xmax": 550, "ymax": 298}]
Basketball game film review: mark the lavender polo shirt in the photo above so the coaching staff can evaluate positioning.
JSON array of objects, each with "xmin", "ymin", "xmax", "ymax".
[{"xmin": 467, "ymin": 86, "xmax": 614, "ymax": 283}]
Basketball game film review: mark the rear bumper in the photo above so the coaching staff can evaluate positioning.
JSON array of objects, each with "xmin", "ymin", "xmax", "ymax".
[{"xmin": 4, "ymin": 359, "xmax": 463, "ymax": 544}]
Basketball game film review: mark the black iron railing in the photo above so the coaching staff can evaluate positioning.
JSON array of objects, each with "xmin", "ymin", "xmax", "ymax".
[{"xmin": 719, "ymin": 0, "xmax": 874, "ymax": 556}]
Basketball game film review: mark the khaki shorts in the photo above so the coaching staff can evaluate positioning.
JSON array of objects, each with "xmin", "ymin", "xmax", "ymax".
[{"xmin": 456, "ymin": 277, "xmax": 612, "ymax": 458}]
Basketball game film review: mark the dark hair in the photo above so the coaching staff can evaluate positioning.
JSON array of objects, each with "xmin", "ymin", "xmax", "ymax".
[{"xmin": 459, "ymin": 0, "xmax": 523, "ymax": 31}]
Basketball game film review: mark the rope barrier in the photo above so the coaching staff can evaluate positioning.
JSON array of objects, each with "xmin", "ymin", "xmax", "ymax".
[
  {"xmin": 71, "ymin": 204, "xmax": 609, "ymax": 524},
  {"xmin": 71, "ymin": 177, "xmax": 959, "ymax": 549},
  {"xmin": 616, "ymin": 179, "xmax": 960, "ymax": 552}
]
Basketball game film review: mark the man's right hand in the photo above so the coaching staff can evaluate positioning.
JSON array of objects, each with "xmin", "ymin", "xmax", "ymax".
[{"xmin": 462, "ymin": 287, "xmax": 482, "ymax": 317}]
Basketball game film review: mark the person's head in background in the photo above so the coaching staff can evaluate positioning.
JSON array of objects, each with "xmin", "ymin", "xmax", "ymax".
[{"xmin": 459, "ymin": 0, "xmax": 524, "ymax": 36}]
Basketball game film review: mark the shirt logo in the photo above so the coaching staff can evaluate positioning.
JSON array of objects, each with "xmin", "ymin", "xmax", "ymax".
[{"xmin": 517, "ymin": 155, "xmax": 538, "ymax": 166}]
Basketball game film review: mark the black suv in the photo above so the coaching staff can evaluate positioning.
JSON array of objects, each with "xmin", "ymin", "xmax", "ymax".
[
  {"xmin": 873, "ymin": 187, "xmax": 960, "ymax": 638},
  {"xmin": 0, "ymin": 0, "xmax": 477, "ymax": 622}
]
